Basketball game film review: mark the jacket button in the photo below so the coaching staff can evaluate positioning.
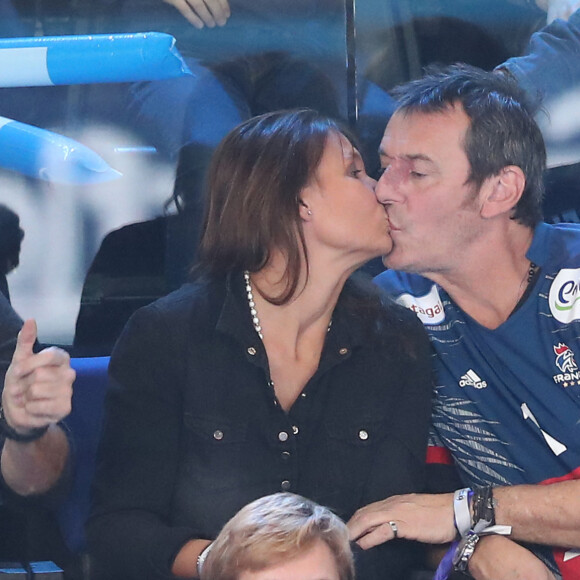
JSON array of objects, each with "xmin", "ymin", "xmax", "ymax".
[
  {"xmin": 247, "ymin": 347, "xmax": 257, "ymax": 355},
  {"xmin": 339, "ymin": 347, "xmax": 348, "ymax": 355},
  {"xmin": 213, "ymin": 430, "xmax": 224, "ymax": 441},
  {"xmin": 278, "ymin": 431, "xmax": 289, "ymax": 442},
  {"xmin": 281, "ymin": 451, "xmax": 291, "ymax": 461},
  {"xmin": 292, "ymin": 425, "xmax": 299, "ymax": 435},
  {"xmin": 358, "ymin": 429, "xmax": 369, "ymax": 441},
  {"xmin": 281, "ymin": 480, "xmax": 291, "ymax": 491}
]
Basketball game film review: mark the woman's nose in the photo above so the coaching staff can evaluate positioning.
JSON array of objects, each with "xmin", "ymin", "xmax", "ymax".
[{"xmin": 366, "ymin": 174, "xmax": 378, "ymax": 190}]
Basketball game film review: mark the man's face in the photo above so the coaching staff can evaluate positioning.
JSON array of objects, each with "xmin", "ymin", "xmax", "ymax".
[
  {"xmin": 375, "ymin": 105, "xmax": 486, "ymax": 275},
  {"xmin": 238, "ymin": 539, "xmax": 341, "ymax": 580}
]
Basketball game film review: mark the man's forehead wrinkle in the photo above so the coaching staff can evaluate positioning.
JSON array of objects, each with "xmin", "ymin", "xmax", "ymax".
[
  {"xmin": 407, "ymin": 153, "xmax": 436, "ymax": 164},
  {"xmin": 378, "ymin": 148, "xmax": 435, "ymax": 165}
]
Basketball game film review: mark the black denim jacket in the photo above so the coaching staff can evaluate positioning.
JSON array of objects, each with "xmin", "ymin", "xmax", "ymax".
[{"xmin": 88, "ymin": 273, "xmax": 433, "ymax": 580}]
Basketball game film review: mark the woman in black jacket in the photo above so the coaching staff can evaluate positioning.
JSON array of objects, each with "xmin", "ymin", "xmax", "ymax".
[{"xmin": 87, "ymin": 109, "xmax": 433, "ymax": 580}]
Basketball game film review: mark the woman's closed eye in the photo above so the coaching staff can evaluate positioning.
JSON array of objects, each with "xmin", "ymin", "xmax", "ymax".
[{"xmin": 347, "ymin": 159, "xmax": 365, "ymax": 178}]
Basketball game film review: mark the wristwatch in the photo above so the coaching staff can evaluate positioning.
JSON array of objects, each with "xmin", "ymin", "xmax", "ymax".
[{"xmin": 452, "ymin": 531, "xmax": 481, "ymax": 572}]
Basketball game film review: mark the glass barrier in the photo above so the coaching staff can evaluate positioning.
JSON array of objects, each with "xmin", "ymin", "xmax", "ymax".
[{"xmin": 0, "ymin": 0, "xmax": 578, "ymax": 353}]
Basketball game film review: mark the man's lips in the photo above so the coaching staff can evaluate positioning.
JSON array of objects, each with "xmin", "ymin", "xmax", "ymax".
[{"xmin": 386, "ymin": 216, "xmax": 400, "ymax": 231}]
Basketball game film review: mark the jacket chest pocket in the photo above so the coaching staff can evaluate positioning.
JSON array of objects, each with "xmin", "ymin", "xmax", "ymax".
[
  {"xmin": 311, "ymin": 418, "xmax": 390, "ymax": 517},
  {"xmin": 181, "ymin": 414, "xmax": 251, "ymax": 492},
  {"xmin": 325, "ymin": 418, "xmax": 389, "ymax": 469},
  {"xmin": 173, "ymin": 415, "xmax": 271, "ymax": 535}
]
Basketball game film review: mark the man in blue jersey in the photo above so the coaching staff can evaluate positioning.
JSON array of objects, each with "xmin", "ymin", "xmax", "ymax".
[{"xmin": 347, "ymin": 64, "xmax": 580, "ymax": 580}]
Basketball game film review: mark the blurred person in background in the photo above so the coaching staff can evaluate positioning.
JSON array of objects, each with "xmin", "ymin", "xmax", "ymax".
[{"xmin": 0, "ymin": 203, "xmax": 24, "ymax": 303}]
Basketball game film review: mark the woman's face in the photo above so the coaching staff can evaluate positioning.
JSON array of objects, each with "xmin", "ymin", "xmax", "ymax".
[{"xmin": 301, "ymin": 132, "xmax": 392, "ymax": 265}]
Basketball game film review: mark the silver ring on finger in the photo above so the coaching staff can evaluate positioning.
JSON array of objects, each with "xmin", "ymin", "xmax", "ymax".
[{"xmin": 388, "ymin": 520, "xmax": 398, "ymax": 539}]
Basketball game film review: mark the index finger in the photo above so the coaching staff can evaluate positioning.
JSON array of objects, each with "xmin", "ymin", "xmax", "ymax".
[
  {"xmin": 351, "ymin": 523, "xmax": 393, "ymax": 550},
  {"xmin": 12, "ymin": 319, "xmax": 37, "ymax": 363},
  {"xmin": 347, "ymin": 506, "xmax": 389, "ymax": 542}
]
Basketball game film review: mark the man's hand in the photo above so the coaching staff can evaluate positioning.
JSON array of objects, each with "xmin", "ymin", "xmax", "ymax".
[
  {"xmin": 347, "ymin": 493, "xmax": 456, "ymax": 548},
  {"xmin": 469, "ymin": 535, "xmax": 557, "ymax": 580},
  {"xmin": 162, "ymin": 0, "xmax": 230, "ymax": 29},
  {"xmin": 535, "ymin": 0, "xmax": 580, "ymax": 23},
  {"xmin": 2, "ymin": 319, "xmax": 74, "ymax": 436}
]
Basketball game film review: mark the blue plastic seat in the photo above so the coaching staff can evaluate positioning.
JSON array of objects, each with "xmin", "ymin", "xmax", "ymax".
[{"xmin": 57, "ymin": 356, "xmax": 110, "ymax": 554}]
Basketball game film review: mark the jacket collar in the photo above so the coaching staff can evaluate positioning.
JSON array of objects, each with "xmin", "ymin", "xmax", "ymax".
[{"xmin": 215, "ymin": 271, "xmax": 366, "ymax": 359}]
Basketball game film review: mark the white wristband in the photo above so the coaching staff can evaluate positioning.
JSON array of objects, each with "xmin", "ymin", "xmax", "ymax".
[
  {"xmin": 453, "ymin": 487, "xmax": 472, "ymax": 538},
  {"xmin": 197, "ymin": 542, "xmax": 213, "ymax": 578}
]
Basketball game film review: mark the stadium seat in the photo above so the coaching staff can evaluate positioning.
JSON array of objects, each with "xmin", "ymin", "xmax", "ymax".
[{"xmin": 57, "ymin": 356, "xmax": 109, "ymax": 553}]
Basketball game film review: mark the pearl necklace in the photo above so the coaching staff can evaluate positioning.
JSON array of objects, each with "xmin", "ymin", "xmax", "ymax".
[
  {"xmin": 244, "ymin": 271, "xmax": 263, "ymax": 339},
  {"xmin": 243, "ymin": 271, "xmax": 333, "ymax": 341}
]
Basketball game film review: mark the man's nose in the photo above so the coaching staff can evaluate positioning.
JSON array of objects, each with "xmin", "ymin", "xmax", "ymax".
[
  {"xmin": 375, "ymin": 165, "xmax": 407, "ymax": 205},
  {"xmin": 375, "ymin": 169, "xmax": 395, "ymax": 204}
]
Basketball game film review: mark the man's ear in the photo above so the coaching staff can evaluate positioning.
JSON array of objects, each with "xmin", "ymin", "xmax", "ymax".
[{"xmin": 480, "ymin": 166, "xmax": 525, "ymax": 219}]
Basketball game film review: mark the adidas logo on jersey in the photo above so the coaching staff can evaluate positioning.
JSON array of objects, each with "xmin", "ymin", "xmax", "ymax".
[{"xmin": 458, "ymin": 369, "xmax": 488, "ymax": 389}]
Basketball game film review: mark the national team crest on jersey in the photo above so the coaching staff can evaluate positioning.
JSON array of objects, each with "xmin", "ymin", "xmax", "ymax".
[{"xmin": 553, "ymin": 343, "xmax": 580, "ymax": 387}]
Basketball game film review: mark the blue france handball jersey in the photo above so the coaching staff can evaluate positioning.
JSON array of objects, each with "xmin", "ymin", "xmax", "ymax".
[{"xmin": 375, "ymin": 222, "xmax": 580, "ymax": 578}]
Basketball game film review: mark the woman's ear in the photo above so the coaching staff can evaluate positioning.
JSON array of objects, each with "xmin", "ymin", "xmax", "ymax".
[
  {"xmin": 480, "ymin": 166, "xmax": 525, "ymax": 219},
  {"xmin": 299, "ymin": 198, "xmax": 313, "ymax": 220}
]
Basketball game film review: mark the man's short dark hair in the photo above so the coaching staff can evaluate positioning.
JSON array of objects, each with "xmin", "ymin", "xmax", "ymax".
[{"xmin": 391, "ymin": 63, "xmax": 546, "ymax": 227}]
